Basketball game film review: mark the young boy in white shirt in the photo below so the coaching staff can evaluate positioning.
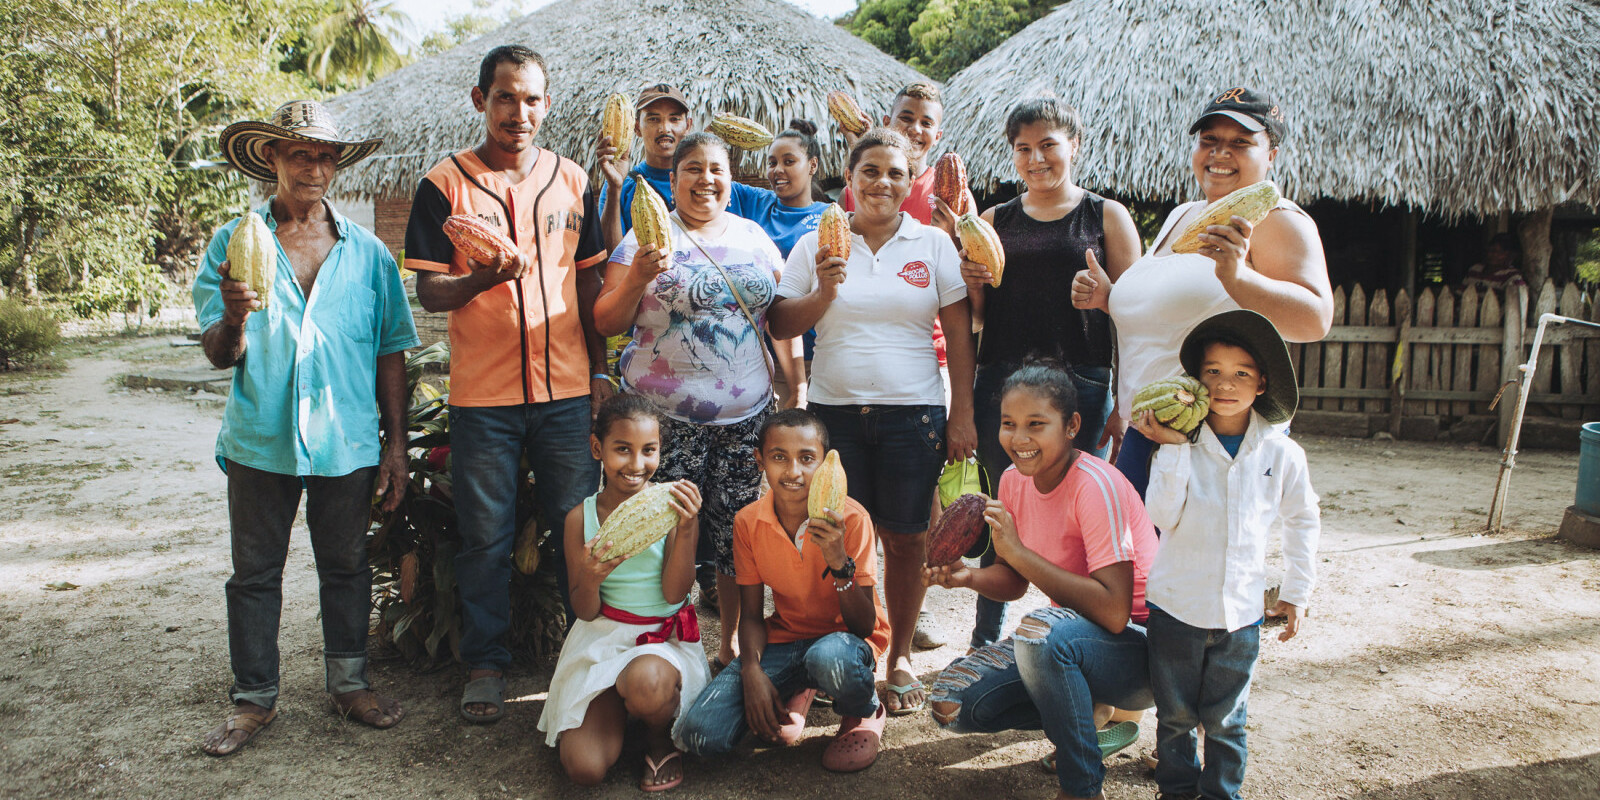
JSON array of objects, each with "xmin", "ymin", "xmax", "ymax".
[{"xmin": 1130, "ymin": 309, "xmax": 1320, "ymax": 800}]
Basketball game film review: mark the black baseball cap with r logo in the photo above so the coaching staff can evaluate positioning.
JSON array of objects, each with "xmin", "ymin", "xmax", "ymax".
[{"xmin": 1189, "ymin": 87, "xmax": 1287, "ymax": 143}]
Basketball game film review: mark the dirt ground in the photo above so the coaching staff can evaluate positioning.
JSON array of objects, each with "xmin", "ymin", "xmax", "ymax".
[{"xmin": 1, "ymin": 329, "xmax": 1597, "ymax": 800}]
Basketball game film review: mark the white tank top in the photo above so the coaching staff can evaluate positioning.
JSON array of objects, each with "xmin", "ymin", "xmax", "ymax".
[{"xmin": 1108, "ymin": 198, "xmax": 1306, "ymax": 420}]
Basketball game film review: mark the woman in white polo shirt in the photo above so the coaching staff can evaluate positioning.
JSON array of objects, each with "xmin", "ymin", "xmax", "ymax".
[{"xmin": 769, "ymin": 128, "xmax": 977, "ymax": 716}]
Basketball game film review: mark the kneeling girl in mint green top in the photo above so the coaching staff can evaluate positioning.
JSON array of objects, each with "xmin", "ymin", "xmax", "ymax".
[{"xmin": 536, "ymin": 395, "xmax": 710, "ymax": 791}]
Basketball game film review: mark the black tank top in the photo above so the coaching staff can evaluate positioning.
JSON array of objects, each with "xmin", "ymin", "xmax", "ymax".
[{"xmin": 977, "ymin": 193, "xmax": 1114, "ymax": 368}]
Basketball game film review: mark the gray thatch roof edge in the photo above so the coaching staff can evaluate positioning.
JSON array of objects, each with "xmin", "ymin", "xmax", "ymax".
[
  {"xmin": 938, "ymin": 0, "xmax": 1600, "ymax": 218},
  {"xmin": 324, "ymin": 0, "xmax": 929, "ymax": 200}
]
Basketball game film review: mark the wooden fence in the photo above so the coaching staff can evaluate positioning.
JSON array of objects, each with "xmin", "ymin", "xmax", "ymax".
[{"xmin": 1289, "ymin": 280, "xmax": 1600, "ymax": 445}]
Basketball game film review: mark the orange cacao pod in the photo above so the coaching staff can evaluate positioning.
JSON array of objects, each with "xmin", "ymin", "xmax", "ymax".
[
  {"xmin": 956, "ymin": 211, "xmax": 1005, "ymax": 287},
  {"xmin": 443, "ymin": 214, "xmax": 517, "ymax": 271},
  {"xmin": 399, "ymin": 551, "xmax": 419, "ymax": 604},
  {"xmin": 808, "ymin": 450, "xmax": 847, "ymax": 521},
  {"xmin": 934, "ymin": 152, "xmax": 969, "ymax": 216},
  {"xmin": 827, "ymin": 91, "xmax": 870, "ymax": 136},
  {"xmin": 817, "ymin": 203, "xmax": 850, "ymax": 265}
]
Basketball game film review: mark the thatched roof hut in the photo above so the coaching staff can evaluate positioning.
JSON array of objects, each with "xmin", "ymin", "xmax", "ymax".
[
  {"xmin": 324, "ymin": 0, "xmax": 928, "ymax": 199},
  {"xmin": 939, "ymin": 0, "xmax": 1600, "ymax": 219}
]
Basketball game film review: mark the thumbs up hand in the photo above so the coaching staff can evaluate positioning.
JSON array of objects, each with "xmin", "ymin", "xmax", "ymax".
[{"xmin": 1071, "ymin": 249, "xmax": 1111, "ymax": 311}]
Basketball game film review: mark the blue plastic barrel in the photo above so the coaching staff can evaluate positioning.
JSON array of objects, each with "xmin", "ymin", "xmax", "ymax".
[{"xmin": 1580, "ymin": 422, "xmax": 1600, "ymax": 516}]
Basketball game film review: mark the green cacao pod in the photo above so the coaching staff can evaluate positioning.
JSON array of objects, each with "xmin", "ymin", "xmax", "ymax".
[
  {"xmin": 1131, "ymin": 376, "xmax": 1211, "ymax": 434},
  {"xmin": 596, "ymin": 481, "xmax": 680, "ymax": 562},
  {"xmin": 226, "ymin": 210, "xmax": 275, "ymax": 309}
]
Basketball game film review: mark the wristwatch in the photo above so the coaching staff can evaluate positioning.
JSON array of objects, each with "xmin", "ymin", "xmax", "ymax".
[{"xmin": 823, "ymin": 556, "xmax": 856, "ymax": 582}]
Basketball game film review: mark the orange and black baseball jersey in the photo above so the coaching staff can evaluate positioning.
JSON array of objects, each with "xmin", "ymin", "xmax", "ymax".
[{"xmin": 405, "ymin": 149, "xmax": 607, "ymax": 407}]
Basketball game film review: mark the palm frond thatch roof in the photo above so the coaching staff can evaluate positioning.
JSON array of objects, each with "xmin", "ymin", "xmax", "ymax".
[
  {"xmin": 939, "ymin": 0, "xmax": 1600, "ymax": 217},
  {"xmin": 324, "ymin": 0, "xmax": 928, "ymax": 199}
]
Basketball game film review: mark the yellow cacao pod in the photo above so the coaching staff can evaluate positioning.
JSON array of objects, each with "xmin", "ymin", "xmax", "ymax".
[
  {"xmin": 956, "ymin": 211, "xmax": 1006, "ymax": 287},
  {"xmin": 1170, "ymin": 181, "xmax": 1281, "ymax": 254},
  {"xmin": 631, "ymin": 182, "xmax": 672, "ymax": 255},
  {"xmin": 596, "ymin": 481, "xmax": 681, "ymax": 562},
  {"xmin": 601, "ymin": 92, "xmax": 634, "ymax": 155},
  {"xmin": 443, "ymin": 214, "xmax": 518, "ymax": 270},
  {"xmin": 226, "ymin": 211, "xmax": 275, "ymax": 309},
  {"xmin": 934, "ymin": 153, "xmax": 970, "ymax": 216},
  {"xmin": 513, "ymin": 517, "xmax": 541, "ymax": 575},
  {"xmin": 817, "ymin": 203, "xmax": 850, "ymax": 265},
  {"xmin": 1132, "ymin": 376, "xmax": 1211, "ymax": 434},
  {"xmin": 707, "ymin": 111, "xmax": 774, "ymax": 149},
  {"xmin": 827, "ymin": 91, "xmax": 870, "ymax": 136},
  {"xmin": 807, "ymin": 450, "xmax": 847, "ymax": 521}
]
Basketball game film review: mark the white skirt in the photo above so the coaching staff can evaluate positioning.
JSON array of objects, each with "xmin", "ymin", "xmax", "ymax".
[{"xmin": 536, "ymin": 613, "xmax": 711, "ymax": 748}]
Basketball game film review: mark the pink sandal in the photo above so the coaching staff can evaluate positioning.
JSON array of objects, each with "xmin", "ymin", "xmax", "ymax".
[
  {"xmin": 821, "ymin": 703, "xmax": 887, "ymax": 772},
  {"xmin": 640, "ymin": 750, "xmax": 683, "ymax": 792}
]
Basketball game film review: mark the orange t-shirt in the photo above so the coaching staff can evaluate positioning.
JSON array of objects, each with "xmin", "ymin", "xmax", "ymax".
[
  {"xmin": 733, "ymin": 495, "xmax": 891, "ymax": 660},
  {"xmin": 404, "ymin": 149, "xmax": 607, "ymax": 407}
]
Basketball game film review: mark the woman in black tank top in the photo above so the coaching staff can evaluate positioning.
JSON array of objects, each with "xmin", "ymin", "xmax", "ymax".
[{"xmin": 953, "ymin": 96, "xmax": 1144, "ymax": 649}]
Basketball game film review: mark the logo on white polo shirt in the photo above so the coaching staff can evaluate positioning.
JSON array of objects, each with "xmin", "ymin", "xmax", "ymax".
[{"xmin": 898, "ymin": 261, "xmax": 930, "ymax": 288}]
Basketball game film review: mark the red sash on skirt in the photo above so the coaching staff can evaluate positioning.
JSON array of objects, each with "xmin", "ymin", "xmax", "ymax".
[{"xmin": 599, "ymin": 603, "xmax": 701, "ymax": 646}]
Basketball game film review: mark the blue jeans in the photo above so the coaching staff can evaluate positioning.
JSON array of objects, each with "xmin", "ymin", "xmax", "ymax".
[
  {"xmin": 224, "ymin": 460, "xmax": 377, "ymax": 709},
  {"xmin": 931, "ymin": 606, "xmax": 1153, "ymax": 798},
  {"xmin": 1115, "ymin": 425, "xmax": 1154, "ymax": 500},
  {"xmin": 676, "ymin": 632, "xmax": 881, "ymax": 755},
  {"xmin": 1146, "ymin": 606, "xmax": 1260, "ymax": 800},
  {"xmin": 450, "ymin": 397, "xmax": 599, "ymax": 670},
  {"xmin": 971, "ymin": 363, "xmax": 1114, "ymax": 648}
]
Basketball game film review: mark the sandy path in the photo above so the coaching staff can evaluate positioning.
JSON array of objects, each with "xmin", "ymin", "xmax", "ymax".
[{"xmin": 1, "ymin": 335, "xmax": 1596, "ymax": 799}]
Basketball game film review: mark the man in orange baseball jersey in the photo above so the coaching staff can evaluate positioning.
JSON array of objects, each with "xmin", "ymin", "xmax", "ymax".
[{"xmin": 404, "ymin": 45, "xmax": 610, "ymax": 724}]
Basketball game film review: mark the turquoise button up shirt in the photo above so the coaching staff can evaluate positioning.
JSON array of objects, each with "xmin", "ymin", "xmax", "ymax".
[{"xmin": 193, "ymin": 199, "xmax": 420, "ymax": 477}]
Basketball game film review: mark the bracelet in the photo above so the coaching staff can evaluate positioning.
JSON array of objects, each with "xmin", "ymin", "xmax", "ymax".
[
  {"xmin": 833, "ymin": 577, "xmax": 854, "ymax": 592},
  {"xmin": 592, "ymin": 373, "xmax": 612, "ymax": 381}
]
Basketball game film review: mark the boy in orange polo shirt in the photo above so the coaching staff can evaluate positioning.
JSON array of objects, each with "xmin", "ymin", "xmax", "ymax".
[{"xmin": 676, "ymin": 410, "xmax": 891, "ymax": 773}]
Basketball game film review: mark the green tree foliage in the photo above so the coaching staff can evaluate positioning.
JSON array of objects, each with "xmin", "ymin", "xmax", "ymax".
[
  {"xmin": 0, "ymin": 0, "xmax": 319, "ymax": 313},
  {"xmin": 841, "ymin": 0, "xmax": 1067, "ymax": 81},
  {"xmin": 419, "ymin": 0, "xmax": 526, "ymax": 56},
  {"xmin": 304, "ymin": 0, "xmax": 414, "ymax": 90}
]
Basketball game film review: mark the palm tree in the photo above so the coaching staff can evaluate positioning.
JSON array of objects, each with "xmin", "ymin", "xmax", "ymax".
[{"xmin": 304, "ymin": 0, "xmax": 413, "ymax": 90}]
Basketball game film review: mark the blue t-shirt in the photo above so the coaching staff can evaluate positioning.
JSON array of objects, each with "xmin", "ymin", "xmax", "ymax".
[
  {"xmin": 1215, "ymin": 433, "xmax": 1245, "ymax": 459},
  {"xmin": 599, "ymin": 162, "xmax": 770, "ymax": 234},
  {"xmin": 742, "ymin": 195, "xmax": 827, "ymax": 258}
]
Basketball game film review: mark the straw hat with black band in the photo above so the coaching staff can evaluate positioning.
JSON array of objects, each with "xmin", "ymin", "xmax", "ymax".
[
  {"xmin": 1178, "ymin": 309, "xmax": 1299, "ymax": 425},
  {"xmin": 219, "ymin": 100, "xmax": 383, "ymax": 183}
]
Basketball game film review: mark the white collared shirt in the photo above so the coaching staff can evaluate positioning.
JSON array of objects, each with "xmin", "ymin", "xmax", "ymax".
[
  {"xmin": 1144, "ymin": 411, "xmax": 1321, "ymax": 632},
  {"xmin": 779, "ymin": 212, "xmax": 966, "ymax": 405}
]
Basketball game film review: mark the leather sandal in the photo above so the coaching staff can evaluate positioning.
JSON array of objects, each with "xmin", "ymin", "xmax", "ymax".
[
  {"xmin": 330, "ymin": 690, "xmax": 404, "ymax": 729},
  {"xmin": 201, "ymin": 706, "xmax": 277, "ymax": 757}
]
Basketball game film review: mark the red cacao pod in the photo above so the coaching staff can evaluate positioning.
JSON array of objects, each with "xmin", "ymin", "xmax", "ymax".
[
  {"xmin": 934, "ymin": 152, "xmax": 969, "ymax": 216},
  {"xmin": 927, "ymin": 493, "xmax": 987, "ymax": 567}
]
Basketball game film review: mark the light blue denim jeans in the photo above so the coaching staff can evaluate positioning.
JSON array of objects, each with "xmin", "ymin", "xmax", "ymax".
[
  {"xmin": 1146, "ymin": 605, "xmax": 1261, "ymax": 800},
  {"xmin": 676, "ymin": 632, "xmax": 880, "ymax": 755},
  {"xmin": 450, "ymin": 397, "xmax": 599, "ymax": 670},
  {"xmin": 931, "ymin": 605, "xmax": 1153, "ymax": 799}
]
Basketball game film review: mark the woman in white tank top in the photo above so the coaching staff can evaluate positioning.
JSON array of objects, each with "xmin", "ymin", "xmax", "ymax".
[{"xmin": 1071, "ymin": 87, "xmax": 1333, "ymax": 496}]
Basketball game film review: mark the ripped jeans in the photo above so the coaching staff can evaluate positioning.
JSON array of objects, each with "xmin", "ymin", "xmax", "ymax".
[
  {"xmin": 676, "ymin": 632, "xmax": 880, "ymax": 755},
  {"xmin": 930, "ymin": 606, "xmax": 1153, "ymax": 799}
]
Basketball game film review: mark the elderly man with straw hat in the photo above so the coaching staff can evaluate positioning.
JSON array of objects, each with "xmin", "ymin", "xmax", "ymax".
[{"xmin": 192, "ymin": 99, "xmax": 419, "ymax": 756}]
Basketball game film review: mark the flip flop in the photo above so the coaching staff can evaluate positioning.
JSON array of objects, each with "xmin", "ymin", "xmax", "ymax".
[
  {"xmin": 201, "ymin": 706, "xmax": 277, "ymax": 757},
  {"xmin": 1038, "ymin": 721, "xmax": 1144, "ymax": 773},
  {"xmin": 821, "ymin": 704, "xmax": 886, "ymax": 773},
  {"xmin": 640, "ymin": 749, "xmax": 683, "ymax": 792},
  {"xmin": 459, "ymin": 675, "xmax": 506, "ymax": 724},
  {"xmin": 884, "ymin": 678, "xmax": 926, "ymax": 717}
]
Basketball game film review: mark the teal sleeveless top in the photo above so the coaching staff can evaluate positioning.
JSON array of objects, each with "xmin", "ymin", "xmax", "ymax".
[{"xmin": 585, "ymin": 493, "xmax": 683, "ymax": 618}]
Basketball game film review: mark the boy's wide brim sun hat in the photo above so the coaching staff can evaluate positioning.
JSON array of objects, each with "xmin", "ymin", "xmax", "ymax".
[
  {"xmin": 219, "ymin": 99, "xmax": 382, "ymax": 183},
  {"xmin": 1179, "ymin": 309, "xmax": 1299, "ymax": 424}
]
